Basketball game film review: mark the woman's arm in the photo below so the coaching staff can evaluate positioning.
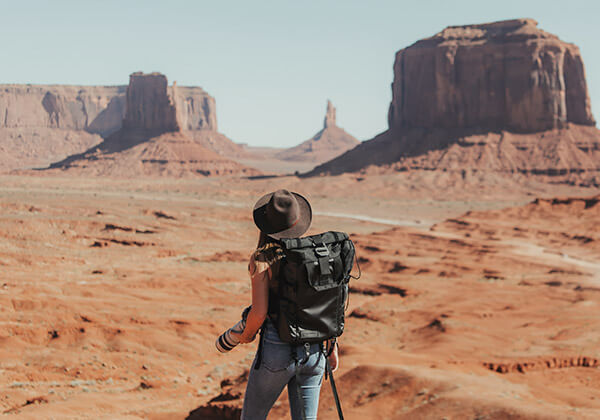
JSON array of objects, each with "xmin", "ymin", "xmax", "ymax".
[{"xmin": 236, "ymin": 256, "xmax": 270, "ymax": 343}]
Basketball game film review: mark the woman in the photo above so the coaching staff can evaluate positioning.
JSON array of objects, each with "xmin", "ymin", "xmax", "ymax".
[{"xmin": 233, "ymin": 189, "xmax": 339, "ymax": 420}]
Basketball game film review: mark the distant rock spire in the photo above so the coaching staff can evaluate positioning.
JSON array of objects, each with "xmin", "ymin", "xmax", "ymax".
[{"xmin": 324, "ymin": 100, "xmax": 336, "ymax": 128}]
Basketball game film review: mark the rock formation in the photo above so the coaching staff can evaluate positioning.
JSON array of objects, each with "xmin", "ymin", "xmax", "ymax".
[
  {"xmin": 1, "ymin": 85, "xmax": 126, "ymax": 136},
  {"xmin": 310, "ymin": 19, "xmax": 600, "ymax": 186},
  {"xmin": 0, "ymin": 80, "xmax": 217, "ymax": 136},
  {"xmin": 122, "ymin": 72, "xmax": 179, "ymax": 133},
  {"xmin": 45, "ymin": 73, "xmax": 258, "ymax": 177},
  {"xmin": 324, "ymin": 99, "xmax": 336, "ymax": 128},
  {"xmin": 0, "ymin": 74, "xmax": 245, "ymax": 172},
  {"xmin": 275, "ymin": 100, "xmax": 359, "ymax": 164},
  {"xmin": 0, "ymin": 85, "xmax": 124, "ymax": 171},
  {"xmin": 45, "ymin": 131, "xmax": 258, "ymax": 177},
  {"xmin": 388, "ymin": 18, "xmax": 595, "ymax": 133},
  {"xmin": 171, "ymin": 81, "xmax": 218, "ymax": 132}
]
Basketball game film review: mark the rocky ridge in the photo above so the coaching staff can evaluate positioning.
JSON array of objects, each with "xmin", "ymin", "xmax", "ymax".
[
  {"xmin": 310, "ymin": 19, "xmax": 600, "ymax": 186},
  {"xmin": 44, "ymin": 73, "xmax": 258, "ymax": 177},
  {"xmin": 0, "ymin": 73, "xmax": 246, "ymax": 172}
]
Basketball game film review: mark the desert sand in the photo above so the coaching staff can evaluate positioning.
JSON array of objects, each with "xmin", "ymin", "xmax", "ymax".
[{"xmin": 0, "ymin": 172, "xmax": 598, "ymax": 419}]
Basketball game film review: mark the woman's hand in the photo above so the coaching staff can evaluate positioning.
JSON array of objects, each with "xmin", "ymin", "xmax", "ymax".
[
  {"xmin": 327, "ymin": 341, "xmax": 339, "ymax": 372},
  {"xmin": 235, "ymin": 330, "xmax": 256, "ymax": 344}
]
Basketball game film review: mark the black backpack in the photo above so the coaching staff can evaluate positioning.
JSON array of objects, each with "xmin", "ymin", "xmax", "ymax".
[{"xmin": 271, "ymin": 231, "xmax": 357, "ymax": 344}]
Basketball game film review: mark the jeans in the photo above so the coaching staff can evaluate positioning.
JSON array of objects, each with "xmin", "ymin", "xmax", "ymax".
[{"xmin": 241, "ymin": 319, "xmax": 325, "ymax": 420}]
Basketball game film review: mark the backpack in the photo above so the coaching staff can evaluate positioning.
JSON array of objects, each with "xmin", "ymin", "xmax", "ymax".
[{"xmin": 271, "ymin": 231, "xmax": 357, "ymax": 344}]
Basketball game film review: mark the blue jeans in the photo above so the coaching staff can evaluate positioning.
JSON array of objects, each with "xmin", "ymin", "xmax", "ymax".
[{"xmin": 241, "ymin": 320, "xmax": 325, "ymax": 420}]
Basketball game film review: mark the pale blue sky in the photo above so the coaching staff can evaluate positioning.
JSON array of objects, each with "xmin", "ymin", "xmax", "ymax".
[{"xmin": 2, "ymin": 0, "xmax": 598, "ymax": 147}]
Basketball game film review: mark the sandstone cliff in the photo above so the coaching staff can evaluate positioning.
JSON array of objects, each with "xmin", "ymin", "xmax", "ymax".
[
  {"xmin": 0, "ymin": 81, "xmax": 217, "ymax": 136},
  {"xmin": 388, "ymin": 18, "xmax": 595, "ymax": 133},
  {"xmin": 275, "ymin": 100, "xmax": 359, "ymax": 163},
  {"xmin": 122, "ymin": 73, "xmax": 179, "ymax": 133},
  {"xmin": 0, "ymin": 74, "xmax": 239, "ymax": 172},
  {"xmin": 0, "ymin": 85, "xmax": 126, "ymax": 136},
  {"xmin": 310, "ymin": 19, "xmax": 600, "ymax": 186},
  {"xmin": 45, "ymin": 72, "xmax": 257, "ymax": 177}
]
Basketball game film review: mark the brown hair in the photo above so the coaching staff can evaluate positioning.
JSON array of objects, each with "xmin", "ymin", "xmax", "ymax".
[{"xmin": 256, "ymin": 231, "xmax": 278, "ymax": 249}]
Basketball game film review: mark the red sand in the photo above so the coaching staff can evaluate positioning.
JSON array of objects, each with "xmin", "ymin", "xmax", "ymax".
[{"xmin": 0, "ymin": 175, "xmax": 598, "ymax": 419}]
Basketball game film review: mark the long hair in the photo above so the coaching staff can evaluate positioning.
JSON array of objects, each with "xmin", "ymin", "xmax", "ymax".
[{"xmin": 256, "ymin": 231, "xmax": 277, "ymax": 249}]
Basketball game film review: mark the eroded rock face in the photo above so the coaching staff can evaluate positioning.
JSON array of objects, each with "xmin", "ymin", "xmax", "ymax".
[
  {"xmin": 324, "ymin": 99, "xmax": 336, "ymax": 128},
  {"xmin": 122, "ymin": 72, "xmax": 178, "ymax": 132},
  {"xmin": 0, "ymin": 85, "xmax": 126, "ymax": 136},
  {"xmin": 0, "ymin": 82, "xmax": 217, "ymax": 137},
  {"xmin": 42, "ymin": 73, "xmax": 258, "ymax": 177},
  {"xmin": 387, "ymin": 19, "xmax": 596, "ymax": 133},
  {"xmin": 0, "ymin": 74, "xmax": 224, "ymax": 171},
  {"xmin": 309, "ymin": 19, "xmax": 600, "ymax": 185},
  {"xmin": 171, "ymin": 82, "xmax": 218, "ymax": 131}
]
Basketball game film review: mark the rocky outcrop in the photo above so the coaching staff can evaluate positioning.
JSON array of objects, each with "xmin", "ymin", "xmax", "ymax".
[
  {"xmin": 275, "ymin": 101, "xmax": 359, "ymax": 164},
  {"xmin": 44, "ymin": 72, "xmax": 257, "ymax": 177},
  {"xmin": 310, "ymin": 19, "xmax": 600, "ymax": 186},
  {"xmin": 0, "ymin": 85, "xmax": 126, "ymax": 136},
  {"xmin": 186, "ymin": 371, "xmax": 247, "ymax": 420},
  {"xmin": 324, "ymin": 99, "xmax": 336, "ymax": 128},
  {"xmin": 388, "ymin": 19, "xmax": 595, "ymax": 133},
  {"xmin": 122, "ymin": 72, "xmax": 179, "ymax": 132},
  {"xmin": 0, "ymin": 74, "xmax": 229, "ymax": 172},
  {"xmin": 120, "ymin": 73, "xmax": 220, "ymax": 134},
  {"xmin": 0, "ymin": 81, "xmax": 217, "ymax": 136},
  {"xmin": 172, "ymin": 82, "xmax": 218, "ymax": 131}
]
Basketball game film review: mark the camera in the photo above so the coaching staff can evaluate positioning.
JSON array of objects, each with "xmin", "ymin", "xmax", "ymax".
[{"xmin": 216, "ymin": 306, "xmax": 251, "ymax": 353}]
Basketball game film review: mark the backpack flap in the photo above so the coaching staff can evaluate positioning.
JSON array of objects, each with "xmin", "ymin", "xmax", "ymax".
[{"xmin": 280, "ymin": 231, "xmax": 350, "ymax": 281}]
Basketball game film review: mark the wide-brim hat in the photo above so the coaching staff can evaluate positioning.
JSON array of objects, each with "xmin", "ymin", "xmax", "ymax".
[{"xmin": 253, "ymin": 189, "xmax": 312, "ymax": 239}]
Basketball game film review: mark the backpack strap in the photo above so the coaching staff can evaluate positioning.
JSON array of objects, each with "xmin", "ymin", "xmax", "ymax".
[
  {"xmin": 332, "ymin": 231, "xmax": 345, "ymax": 242},
  {"xmin": 349, "ymin": 240, "xmax": 361, "ymax": 280},
  {"xmin": 323, "ymin": 341, "xmax": 344, "ymax": 420}
]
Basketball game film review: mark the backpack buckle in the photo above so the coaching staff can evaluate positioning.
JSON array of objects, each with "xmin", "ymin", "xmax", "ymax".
[{"xmin": 315, "ymin": 245, "xmax": 329, "ymax": 257}]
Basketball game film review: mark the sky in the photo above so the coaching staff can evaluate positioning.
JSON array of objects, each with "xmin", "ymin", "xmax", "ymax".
[{"xmin": 2, "ymin": 0, "xmax": 599, "ymax": 147}]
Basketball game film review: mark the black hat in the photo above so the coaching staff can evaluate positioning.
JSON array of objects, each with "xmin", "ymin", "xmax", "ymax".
[{"xmin": 253, "ymin": 189, "xmax": 312, "ymax": 239}]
